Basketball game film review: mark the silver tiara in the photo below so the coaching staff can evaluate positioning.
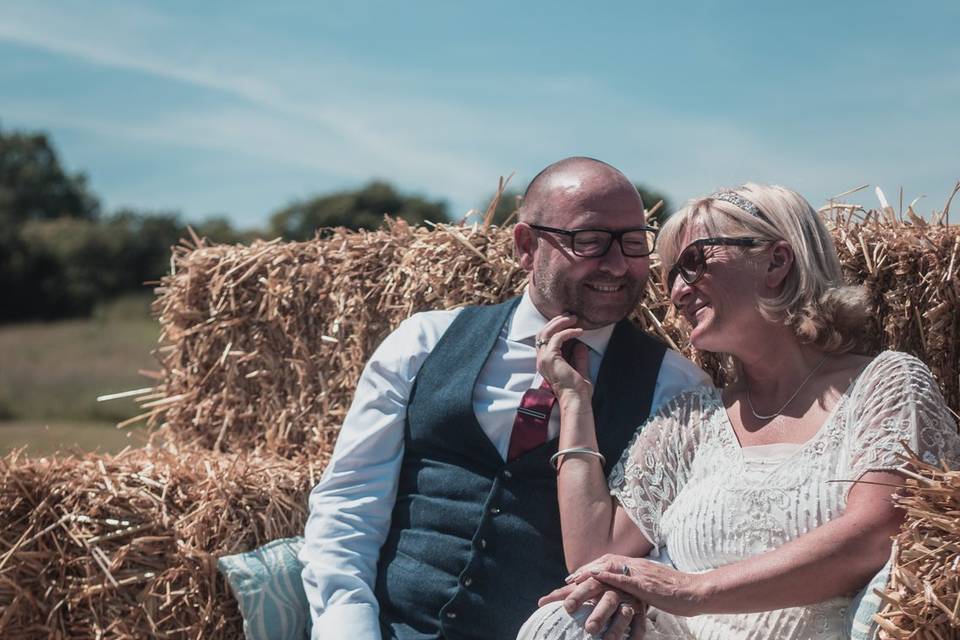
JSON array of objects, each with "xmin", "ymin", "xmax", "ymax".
[{"xmin": 712, "ymin": 191, "xmax": 769, "ymax": 222}]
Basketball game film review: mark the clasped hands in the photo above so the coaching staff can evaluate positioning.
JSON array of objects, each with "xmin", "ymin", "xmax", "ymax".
[{"xmin": 538, "ymin": 554, "xmax": 707, "ymax": 639}]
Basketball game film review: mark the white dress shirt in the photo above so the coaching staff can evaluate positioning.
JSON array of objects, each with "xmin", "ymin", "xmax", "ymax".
[{"xmin": 300, "ymin": 290, "xmax": 711, "ymax": 639}]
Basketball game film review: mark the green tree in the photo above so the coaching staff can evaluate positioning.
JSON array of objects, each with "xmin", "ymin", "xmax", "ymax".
[
  {"xmin": 268, "ymin": 180, "xmax": 448, "ymax": 240},
  {"xmin": 0, "ymin": 126, "xmax": 99, "ymax": 226},
  {"xmin": 3, "ymin": 209, "xmax": 248, "ymax": 321},
  {"xmin": 106, "ymin": 209, "xmax": 185, "ymax": 286},
  {"xmin": 0, "ymin": 126, "xmax": 254, "ymax": 321},
  {"xmin": 635, "ymin": 184, "xmax": 673, "ymax": 226},
  {"xmin": 16, "ymin": 217, "xmax": 122, "ymax": 317},
  {"xmin": 0, "ymin": 225, "xmax": 45, "ymax": 320}
]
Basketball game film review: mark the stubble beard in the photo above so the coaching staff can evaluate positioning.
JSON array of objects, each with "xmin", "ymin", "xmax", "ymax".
[{"xmin": 535, "ymin": 264, "xmax": 645, "ymax": 329}]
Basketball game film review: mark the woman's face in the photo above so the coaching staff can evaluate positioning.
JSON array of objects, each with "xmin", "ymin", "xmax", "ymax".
[{"xmin": 668, "ymin": 220, "xmax": 766, "ymax": 353}]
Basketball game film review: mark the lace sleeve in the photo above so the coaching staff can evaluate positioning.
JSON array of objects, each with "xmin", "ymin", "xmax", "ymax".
[
  {"xmin": 608, "ymin": 388, "xmax": 710, "ymax": 549},
  {"xmin": 845, "ymin": 351, "xmax": 960, "ymax": 481}
]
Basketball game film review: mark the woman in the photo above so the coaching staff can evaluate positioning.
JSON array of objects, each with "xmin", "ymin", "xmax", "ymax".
[{"xmin": 518, "ymin": 184, "xmax": 960, "ymax": 639}]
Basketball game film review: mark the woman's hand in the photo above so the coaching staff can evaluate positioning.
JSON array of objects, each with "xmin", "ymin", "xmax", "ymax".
[
  {"xmin": 536, "ymin": 314, "xmax": 592, "ymax": 403},
  {"xmin": 563, "ymin": 554, "xmax": 709, "ymax": 618},
  {"xmin": 539, "ymin": 579, "xmax": 646, "ymax": 640}
]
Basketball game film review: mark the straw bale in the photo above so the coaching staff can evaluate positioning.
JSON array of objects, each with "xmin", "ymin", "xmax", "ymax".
[
  {"xmin": 2, "ymin": 198, "xmax": 960, "ymax": 638},
  {"xmin": 0, "ymin": 446, "xmax": 312, "ymax": 639},
  {"xmin": 827, "ymin": 211, "xmax": 960, "ymax": 414},
  {"xmin": 139, "ymin": 213, "xmax": 959, "ymax": 459},
  {"xmin": 142, "ymin": 219, "xmax": 703, "ymax": 457},
  {"xmin": 876, "ymin": 453, "xmax": 960, "ymax": 638}
]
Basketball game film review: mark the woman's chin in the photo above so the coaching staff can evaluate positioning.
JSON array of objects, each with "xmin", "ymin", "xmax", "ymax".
[{"xmin": 688, "ymin": 322, "xmax": 725, "ymax": 353}]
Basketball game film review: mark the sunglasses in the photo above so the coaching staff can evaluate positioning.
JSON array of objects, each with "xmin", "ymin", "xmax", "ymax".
[
  {"xmin": 666, "ymin": 237, "xmax": 760, "ymax": 289},
  {"xmin": 528, "ymin": 224, "xmax": 658, "ymax": 258}
]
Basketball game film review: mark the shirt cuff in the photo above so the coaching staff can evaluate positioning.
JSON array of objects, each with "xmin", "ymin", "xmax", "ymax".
[{"xmin": 311, "ymin": 602, "xmax": 381, "ymax": 640}]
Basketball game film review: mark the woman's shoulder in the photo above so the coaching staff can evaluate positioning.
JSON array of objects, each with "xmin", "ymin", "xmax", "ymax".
[
  {"xmin": 846, "ymin": 350, "xmax": 953, "ymax": 425},
  {"xmin": 865, "ymin": 349, "xmax": 929, "ymax": 369},
  {"xmin": 843, "ymin": 350, "xmax": 960, "ymax": 467},
  {"xmin": 853, "ymin": 350, "xmax": 939, "ymax": 390},
  {"xmin": 635, "ymin": 386, "xmax": 726, "ymax": 448},
  {"xmin": 617, "ymin": 386, "xmax": 718, "ymax": 480},
  {"xmin": 654, "ymin": 385, "xmax": 723, "ymax": 419}
]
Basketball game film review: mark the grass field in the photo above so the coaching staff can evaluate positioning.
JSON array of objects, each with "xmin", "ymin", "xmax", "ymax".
[
  {"xmin": 0, "ymin": 295, "xmax": 158, "ymax": 455},
  {"xmin": 0, "ymin": 420, "xmax": 150, "ymax": 456}
]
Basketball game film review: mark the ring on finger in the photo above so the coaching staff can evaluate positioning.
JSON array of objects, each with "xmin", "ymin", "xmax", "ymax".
[
  {"xmin": 621, "ymin": 564, "xmax": 630, "ymax": 576},
  {"xmin": 534, "ymin": 337, "xmax": 547, "ymax": 348},
  {"xmin": 619, "ymin": 603, "xmax": 636, "ymax": 617},
  {"xmin": 583, "ymin": 599, "xmax": 597, "ymax": 607}
]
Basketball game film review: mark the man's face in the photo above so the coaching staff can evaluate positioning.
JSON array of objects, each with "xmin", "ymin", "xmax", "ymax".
[{"xmin": 517, "ymin": 174, "xmax": 650, "ymax": 329}]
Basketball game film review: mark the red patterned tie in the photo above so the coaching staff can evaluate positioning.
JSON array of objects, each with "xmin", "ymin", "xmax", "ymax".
[{"xmin": 507, "ymin": 340, "xmax": 577, "ymax": 461}]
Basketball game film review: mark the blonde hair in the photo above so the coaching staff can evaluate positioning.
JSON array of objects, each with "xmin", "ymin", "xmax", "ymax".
[{"xmin": 657, "ymin": 183, "xmax": 870, "ymax": 353}]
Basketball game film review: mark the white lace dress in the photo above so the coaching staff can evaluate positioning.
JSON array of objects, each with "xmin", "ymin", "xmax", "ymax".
[{"xmin": 518, "ymin": 351, "xmax": 960, "ymax": 640}]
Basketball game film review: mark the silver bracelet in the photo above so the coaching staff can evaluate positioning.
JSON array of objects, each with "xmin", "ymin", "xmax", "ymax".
[{"xmin": 550, "ymin": 447, "xmax": 606, "ymax": 470}]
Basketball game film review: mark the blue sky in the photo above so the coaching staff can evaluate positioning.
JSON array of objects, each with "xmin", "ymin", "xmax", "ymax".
[{"xmin": 1, "ymin": 1, "xmax": 957, "ymax": 228}]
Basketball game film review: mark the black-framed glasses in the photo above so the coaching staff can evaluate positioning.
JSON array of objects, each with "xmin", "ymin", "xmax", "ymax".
[
  {"xmin": 667, "ymin": 237, "xmax": 759, "ymax": 289},
  {"xmin": 528, "ymin": 224, "xmax": 658, "ymax": 258}
]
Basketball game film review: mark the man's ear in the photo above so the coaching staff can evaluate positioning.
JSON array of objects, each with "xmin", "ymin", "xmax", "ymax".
[
  {"xmin": 514, "ymin": 222, "xmax": 536, "ymax": 271},
  {"xmin": 764, "ymin": 240, "xmax": 794, "ymax": 289}
]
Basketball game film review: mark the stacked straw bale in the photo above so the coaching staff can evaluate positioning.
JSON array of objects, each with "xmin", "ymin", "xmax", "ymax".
[
  {"xmin": 143, "ymin": 221, "xmax": 529, "ymax": 458},
  {"xmin": 144, "ymin": 219, "xmax": 701, "ymax": 458},
  {"xmin": 875, "ymin": 452, "xmax": 960, "ymax": 638},
  {"xmin": 830, "ymin": 211, "xmax": 960, "ymax": 415},
  {"xmin": 143, "ymin": 212, "xmax": 959, "ymax": 458},
  {"xmin": 0, "ymin": 446, "xmax": 313, "ymax": 638},
  {"xmin": 1, "ymin": 197, "xmax": 958, "ymax": 638}
]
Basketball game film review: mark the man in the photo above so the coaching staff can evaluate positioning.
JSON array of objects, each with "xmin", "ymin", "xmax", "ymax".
[{"xmin": 300, "ymin": 157, "xmax": 709, "ymax": 639}]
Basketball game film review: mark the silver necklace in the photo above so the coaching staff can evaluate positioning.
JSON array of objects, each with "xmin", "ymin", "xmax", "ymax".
[{"xmin": 746, "ymin": 355, "xmax": 829, "ymax": 421}]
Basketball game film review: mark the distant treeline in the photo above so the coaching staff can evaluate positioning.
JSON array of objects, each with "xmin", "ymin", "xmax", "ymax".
[{"xmin": 0, "ymin": 126, "xmax": 669, "ymax": 322}]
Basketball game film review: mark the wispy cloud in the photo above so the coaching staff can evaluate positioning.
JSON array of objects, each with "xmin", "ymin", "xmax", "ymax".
[
  {"xmin": 0, "ymin": 2, "xmax": 507, "ymax": 201},
  {"xmin": 2, "ymin": 1, "xmax": 957, "ymax": 224}
]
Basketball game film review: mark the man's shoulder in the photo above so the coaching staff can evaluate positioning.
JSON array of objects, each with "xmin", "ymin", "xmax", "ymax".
[
  {"xmin": 381, "ymin": 299, "xmax": 519, "ymax": 360},
  {"xmin": 404, "ymin": 307, "xmax": 464, "ymax": 329},
  {"xmin": 611, "ymin": 323, "xmax": 707, "ymax": 380},
  {"xmin": 609, "ymin": 319, "xmax": 669, "ymax": 356},
  {"xmin": 388, "ymin": 307, "xmax": 465, "ymax": 350},
  {"xmin": 408, "ymin": 298, "xmax": 519, "ymax": 335},
  {"xmin": 659, "ymin": 348, "xmax": 713, "ymax": 385},
  {"xmin": 404, "ymin": 297, "xmax": 518, "ymax": 326}
]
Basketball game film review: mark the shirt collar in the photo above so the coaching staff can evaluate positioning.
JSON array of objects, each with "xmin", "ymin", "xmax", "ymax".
[{"xmin": 508, "ymin": 288, "xmax": 616, "ymax": 356}]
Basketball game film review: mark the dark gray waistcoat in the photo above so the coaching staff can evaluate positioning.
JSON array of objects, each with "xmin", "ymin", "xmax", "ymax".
[{"xmin": 375, "ymin": 298, "xmax": 666, "ymax": 640}]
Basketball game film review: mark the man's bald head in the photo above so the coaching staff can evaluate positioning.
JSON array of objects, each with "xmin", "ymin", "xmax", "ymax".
[
  {"xmin": 513, "ymin": 156, "xmax": 651, "ymax": 328},
  {"xmin": 518, "ymin": 157, "xmax": 643, "ymax": 225}
]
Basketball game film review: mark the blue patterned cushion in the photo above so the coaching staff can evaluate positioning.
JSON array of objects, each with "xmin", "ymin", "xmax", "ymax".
[
  {"xmin": 217, "ymin": 538, "xmax": 889, "ymax": 640},
  {"xmin": 218, "ymin": 536, "xmax": 311, "ymax": 640},
  {"xmin": 846, "ymin": 559, "xmax": 892, "ymax": 640}
]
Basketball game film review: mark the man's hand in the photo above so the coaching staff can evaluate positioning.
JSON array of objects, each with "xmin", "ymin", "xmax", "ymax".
[
  {"xmin": 539, "ymin": 579, "xmax": 645, "ymax": 639},
  {"xmin": 565, "ymin": 554, "xmax": 707, "ymax": 618}
]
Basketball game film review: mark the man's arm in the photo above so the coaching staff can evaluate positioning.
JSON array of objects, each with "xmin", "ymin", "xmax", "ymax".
[{"xmin": 299, "ymin": 311, "xmax": 457, "ymax": 640}]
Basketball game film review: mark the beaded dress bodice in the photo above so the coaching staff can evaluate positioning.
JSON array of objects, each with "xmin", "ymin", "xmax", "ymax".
[{"xmin": 605, "ymin": 351, "xmax": 960, "ymax": 639}]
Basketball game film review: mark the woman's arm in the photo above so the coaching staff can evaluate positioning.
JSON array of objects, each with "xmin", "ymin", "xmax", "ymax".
[
  {"xmin": 560, "ymin": 470, "xmax": 903, "ymax": 616},
  {"xmin": 537, "ymin": 315, "xmax": 653, "ymax": 571},
  {"xmin": 554, "ymin": 392, "xmax": 653, "ymax": 569},
  {"xmin": 691, "ymin": 472, "xmax": 902, "ymax": 613}
]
